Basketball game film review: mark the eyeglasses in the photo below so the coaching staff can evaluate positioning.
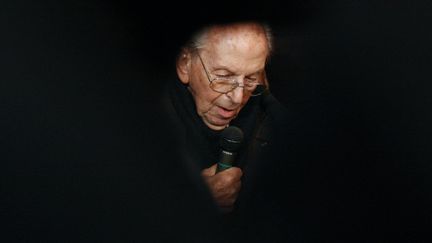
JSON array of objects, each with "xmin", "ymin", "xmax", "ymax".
[{"xmin": 196, "ymin": 52, "xmax": 267, "ymax": 97}]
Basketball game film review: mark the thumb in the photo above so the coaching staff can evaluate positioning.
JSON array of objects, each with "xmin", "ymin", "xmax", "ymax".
[{"xmin": 201, "ymin": 163, "xmax": 218, "ymax": 177}]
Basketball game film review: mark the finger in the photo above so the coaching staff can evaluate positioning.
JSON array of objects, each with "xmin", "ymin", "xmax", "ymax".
[
  {"xmin": 201, "ymin": 163, "xmax": 218, "ymax": 177},
  {"xmin": 219, "ymin": 166, "xmax": 243, "ymax": 179}
]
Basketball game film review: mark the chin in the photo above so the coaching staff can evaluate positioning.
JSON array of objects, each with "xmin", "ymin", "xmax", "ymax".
[
  {"xmin": 204, "ymin": 119, "xmax": 230, "ymax": 131},
  {"xmin": 205, "ymin": 123, "xmax": 226, "ymax": 131}
]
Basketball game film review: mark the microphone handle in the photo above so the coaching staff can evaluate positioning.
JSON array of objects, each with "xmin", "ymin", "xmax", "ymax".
[{"xmin": 216, "ymin": 150, "xmax": 237, "ymax": 173}]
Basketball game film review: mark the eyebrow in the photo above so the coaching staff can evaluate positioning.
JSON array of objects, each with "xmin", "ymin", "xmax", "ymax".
[
  {"xmin": 211, "ymin": 65, "xmax": 234, "ymax": 73},
  {"xmin": 211, "ymin": 66, "xmax": 263, "ymax": 77}
]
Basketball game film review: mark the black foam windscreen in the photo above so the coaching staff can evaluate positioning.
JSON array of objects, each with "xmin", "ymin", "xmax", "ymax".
[{"xmin": 219, "ymin": 126, "xmax": 244, "ymax": 152}]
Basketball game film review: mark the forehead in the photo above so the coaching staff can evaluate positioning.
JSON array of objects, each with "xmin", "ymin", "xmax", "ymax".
[
  {"xmin": 207, "ymin": 24, "xmax": 267, "ymax": 52},
  {"xmin": 201, "ymin": 24, "xmax": 269, "ymax": 69}
]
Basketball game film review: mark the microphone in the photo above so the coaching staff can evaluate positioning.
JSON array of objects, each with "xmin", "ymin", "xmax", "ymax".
[{"xmin": 216, "ymin": 126, "xmax": 244, "ymax": 173}]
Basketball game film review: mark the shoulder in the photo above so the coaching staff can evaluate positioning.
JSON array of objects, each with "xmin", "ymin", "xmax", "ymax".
[
  {"xmin": 256, "ymin": 92, "xmax": 294, "ymax": 141},
  {"xmin": 261, "ymin": 92, "xmax": 290, "ymax": 124}
]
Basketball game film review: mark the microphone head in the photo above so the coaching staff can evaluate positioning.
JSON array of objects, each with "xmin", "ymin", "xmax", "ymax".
[{"xmin": 219, "ymin": 126, "xmax": 244, "ymax": 152}]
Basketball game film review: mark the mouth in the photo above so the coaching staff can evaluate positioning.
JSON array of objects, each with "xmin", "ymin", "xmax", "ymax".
[{"xmin": 217, "ymin": 106, "xmax": 237, "ymax": 119}]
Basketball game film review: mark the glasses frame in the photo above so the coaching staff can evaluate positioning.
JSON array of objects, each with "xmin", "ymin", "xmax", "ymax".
[{"xmin": 195, "ymin": 51, "xmax": 267, "ymax": 97}]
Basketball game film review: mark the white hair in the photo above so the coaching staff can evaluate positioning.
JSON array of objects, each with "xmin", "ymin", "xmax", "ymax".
[{"xmin": 184, "ymin": 22, "xmax": 274, "ymax": 58}]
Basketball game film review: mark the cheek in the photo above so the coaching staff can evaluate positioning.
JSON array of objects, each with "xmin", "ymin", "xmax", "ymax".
[
  {"xmin": 241, "ymin": 96, "xmax": 251, "ymax": 106},
  {"xmin": 234, "ymin": 96, "xmax": 251, "ymax": 113},
  {"xmin": 189, "ymin": 79, "xmax": 219, "ymax": 112},
  {"xmin": 195, "ymin": 91, "xmax": 221, "ymax": 113}
]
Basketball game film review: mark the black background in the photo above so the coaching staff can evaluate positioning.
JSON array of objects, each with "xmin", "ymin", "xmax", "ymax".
[{"xmin": 2, "ymin": 0, "xmax": 432, "ymax": 242}]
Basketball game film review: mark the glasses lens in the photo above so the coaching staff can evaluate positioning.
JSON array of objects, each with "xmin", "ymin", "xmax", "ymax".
[
  {"xmin": 210, "ymin": 79, "xmax": 236, "ymax": 93},
  {"xmin": 210, "ymin": 79, "xmax": 267, "ymax": 96}
]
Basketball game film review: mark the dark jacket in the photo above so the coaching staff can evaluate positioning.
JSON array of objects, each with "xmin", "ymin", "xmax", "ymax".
[{"xmin": 159, "ymin": 78, "xmax": 305, "ymax": 242}]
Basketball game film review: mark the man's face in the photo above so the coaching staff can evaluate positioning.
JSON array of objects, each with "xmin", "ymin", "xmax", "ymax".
[{"xmin": 177, "ymin": 24, "xmax": 269, "ymax": 130}]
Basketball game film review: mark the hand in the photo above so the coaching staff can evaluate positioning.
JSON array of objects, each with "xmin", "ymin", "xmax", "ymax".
[{"xmin": 201, "ymin": 163, "xmax": 243, "ymax": 210}]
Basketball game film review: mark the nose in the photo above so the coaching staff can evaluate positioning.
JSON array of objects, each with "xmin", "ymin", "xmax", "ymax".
[{"xmin": 226, "ymin": 84, "xmax": 244, "ymax": 105}]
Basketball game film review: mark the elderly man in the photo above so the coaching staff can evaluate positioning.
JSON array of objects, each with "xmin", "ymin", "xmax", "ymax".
[{"xmin": 162, "ymin": 20, "xmax": 298, "ymax": 220}]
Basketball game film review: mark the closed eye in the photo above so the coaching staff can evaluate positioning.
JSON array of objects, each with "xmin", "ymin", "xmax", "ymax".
[
  {"xmin": 215, "ymin": 74, "xmax": 236, "ymax": 80},
  {"xmin": 245, "ymin": 77, "xmax": 258, "ymax": 83}
]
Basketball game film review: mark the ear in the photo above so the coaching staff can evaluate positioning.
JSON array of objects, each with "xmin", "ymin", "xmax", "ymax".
[{"xmin": 176, "ymin": 49, "xmax": 192, "ymax": 85}]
